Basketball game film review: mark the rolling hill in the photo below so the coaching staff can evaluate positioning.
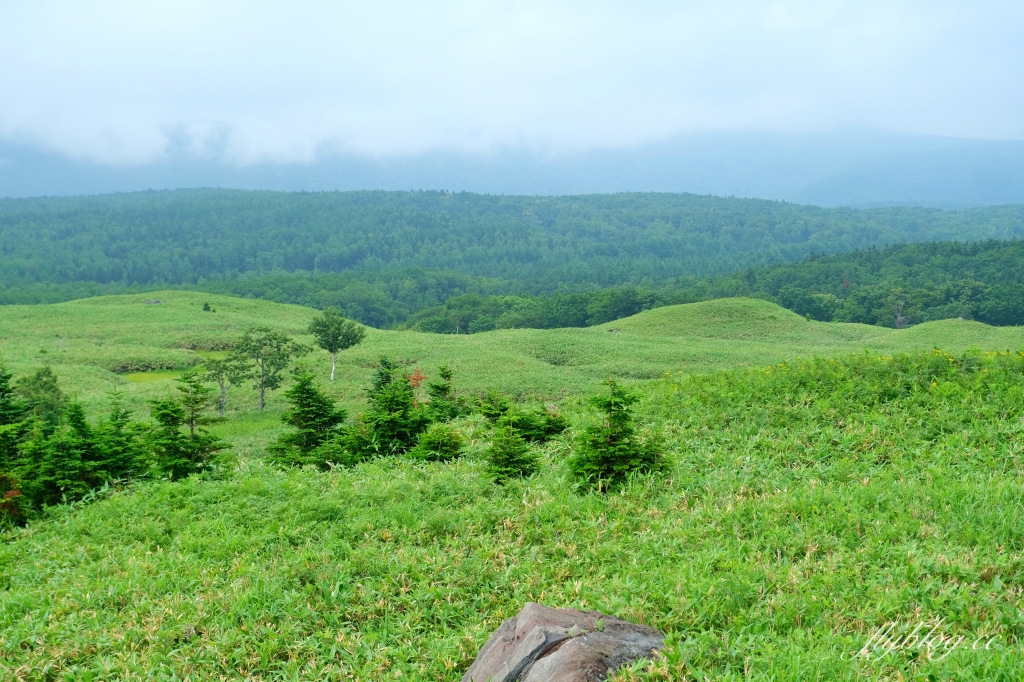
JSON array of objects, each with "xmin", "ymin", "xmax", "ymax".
[{"xmin": 2, "ymin": 292, "xmax": 1022, "ymax": 419}]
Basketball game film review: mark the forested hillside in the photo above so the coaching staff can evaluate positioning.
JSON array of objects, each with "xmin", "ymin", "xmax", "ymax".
[
  {"xmin": 403, "ymin": 239, "xmax": 1024, "ymax": 331},
  {"xmin": 3, "ymin": 189, "xmax": 1022, "ymax": 294}
]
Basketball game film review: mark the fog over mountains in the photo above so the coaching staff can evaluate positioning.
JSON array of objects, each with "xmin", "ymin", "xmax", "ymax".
[{"xmin": 2, "ymin": 129, "xmax": 1023, "ymax": 209}]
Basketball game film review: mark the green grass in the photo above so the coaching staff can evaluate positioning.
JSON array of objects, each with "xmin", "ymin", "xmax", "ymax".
[
  {"xmin": 3, "ymin": 350, "xmax": 1024, "ymax": 679},
  {"xmin": 3, "ymin": 293, "xmax": 1024, "ymax": 680},
  {"xmin": 2, "ymin": 291, "xmax": 1023, "ymax": 417}
]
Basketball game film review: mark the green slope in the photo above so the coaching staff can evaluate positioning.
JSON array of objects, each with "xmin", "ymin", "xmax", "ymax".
[
  {"xmin": 4, "ymin": 344, "xmax": 1024, "ymax": 679},
  {"xmin": 2, "ymin": 292, "xmax": 1023, "ymax": 418}
]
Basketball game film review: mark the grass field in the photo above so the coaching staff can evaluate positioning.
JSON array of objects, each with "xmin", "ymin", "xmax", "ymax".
[
  {"xmin": 3, "ymin": 293, "xmax": 1024, "ymax": 680},
  {"xmin": 2, "ymin": 290, "xmax": 1023, "ymax": 416}
]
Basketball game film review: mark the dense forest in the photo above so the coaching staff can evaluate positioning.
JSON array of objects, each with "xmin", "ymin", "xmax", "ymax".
[
  {"xmin": 1, "ymin": 189, "xmax": 1022, "ymax": 329},
  {"xmin": 402, "ymin": 239, "xmax": 1024, "ymax": 331},
  {"xmin": 3, "ymin": 188, "xmax": 1023, "ymax": 291}
]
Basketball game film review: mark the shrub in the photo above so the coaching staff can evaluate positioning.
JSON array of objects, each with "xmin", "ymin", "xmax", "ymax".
[
  {"xmin": 305, "ymin": 438, "xmax": 362, "ymax": 468},
  {"xmin": 147, "ymin": 373, "xmax": 227, "ymax": 480},
  {"xmin": 425, "ymin": 365, "xmax": 472, "ymax": 421},
  {"xmin": 14, "ymin": 365, "xmax": 65, "ymax": 435},
  {"xmin": 268, "ymin": 371, "xmax": 347, "ymax": 469},
  {"xmin": 568, "ymin": 379, "xmax": 662, "ymax": 489},
  {"xmin": 0, "ymin": 473, "xmax": 23, "ymax": 526},
  {"xmin": 478, "ymin": 391, "xmax": 512, "ymax": 421},
  {"xmin": 485, "ymin": 423, "xmax": 540, "ymax": 484},
  {"xmin": 0, "ymin": 362, "xmax": 27, "ymax": 474},
  {"xmin": 411, "ymin": 423, "xmax": 465, "ymax": 462},
  {"xmin": 342, "ymin": 356, "xmax": 430, "ymax": 459},
  {"xmin": 501, "ymin": 405, "xmax": 568, "ymax": 443}
]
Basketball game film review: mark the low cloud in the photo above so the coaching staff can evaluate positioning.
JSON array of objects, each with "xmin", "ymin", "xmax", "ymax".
[{"xmin": 1, "ymin": 0, "xmax": 1021, "ymax": 164}]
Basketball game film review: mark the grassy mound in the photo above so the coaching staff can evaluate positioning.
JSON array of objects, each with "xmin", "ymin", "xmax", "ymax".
[{"xmin": 2, "ymin": 350, "xmax": 1023, "ymax": 679}]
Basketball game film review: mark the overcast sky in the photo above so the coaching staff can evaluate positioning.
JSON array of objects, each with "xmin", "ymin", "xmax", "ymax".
[{"xmin": 1, "ymin": 1, "xmax": 1021, "ymax": 165}]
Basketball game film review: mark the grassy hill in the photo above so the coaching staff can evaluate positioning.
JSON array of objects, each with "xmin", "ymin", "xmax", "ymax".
[
  {"xmin": 2, "ymin": 292, "xmax": 1022, "ymax": 413},
  {"xmin": 2, "ymin": 314, "xmax": 1023, "ymax": 679}
]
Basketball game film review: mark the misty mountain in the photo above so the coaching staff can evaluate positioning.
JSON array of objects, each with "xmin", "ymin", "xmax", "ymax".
[{"xmin": 1, "ymin": 130, "xmax": 1022, "ymax": 209}]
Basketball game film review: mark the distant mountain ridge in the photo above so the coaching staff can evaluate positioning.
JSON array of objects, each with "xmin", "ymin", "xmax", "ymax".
[{"xmin": 2, "ymin": 130, "xmax": 1023, "ymax": 208}]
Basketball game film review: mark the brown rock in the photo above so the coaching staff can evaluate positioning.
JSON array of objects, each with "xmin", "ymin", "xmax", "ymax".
[{"xmin": 462, "ymin": 603, "xmax": 664, "ymax": 682}]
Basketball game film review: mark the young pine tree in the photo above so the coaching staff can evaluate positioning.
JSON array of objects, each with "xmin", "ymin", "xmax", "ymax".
[
  {"xmin": 0, "ymin": 362, "xmax": 26, "ymax": 425},
  {"xmin": 17, "ymin": 402, "xmax": 99, "ymax": 508},
  {"xmin": 568, "ymin": 380, "xmax": 662, "ymax": 490},
  {"xmin": 0, "ymin": 364, "xmax": 28, "ymax": 524},
  {"xmin": 0, "ymin": 362, "xmax": 27, "ymax": 475},
  {"xmin": 424, "ymin": 364, "xmax": 471, "ymax": 421},
  {"xmin": 340, "ymin": 356, "xmax": 430, "ymax": 459},
  {"xmin": 15, "ymin": 366, "xmax": 66, "ymax": 435},
  {"xmin": 267, "ymin": 370, "xmax": 347, "ymax": 468},
  {"xmin": 148, "ymin": 373, "xmax": 227, "ymax": 479},
  {"xmin": 308, "ymin": 307, "xmax": 366, "ymax": 381},
  {"xmin": 92, "ymin": 397, "xmax": 145, "ymax": 481},
  {"xmin": 485, "ymin": 420, "xmax": 540, "ymax": 484},
  {"xmin": 498, "ymin": 405, "xmax": 568, "ymax": 444},
  {"xmin": 411, "ymin": 423, "xmax": 465, "ymax": 462},
  {"xmin": 478, "ymin": 391, "xmax": 512, "ymax": 422}
]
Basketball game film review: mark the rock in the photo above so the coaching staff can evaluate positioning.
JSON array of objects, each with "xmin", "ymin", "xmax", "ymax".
[
  {"xmin": 462, "ymin": 603, "xmax": 664, "ymax": 682},
  {"xmin": 144, "ymin": 299, "xmax": 161, "ymax": 304}
]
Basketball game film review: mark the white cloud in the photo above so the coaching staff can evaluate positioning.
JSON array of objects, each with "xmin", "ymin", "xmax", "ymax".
[{"xmin": 0, "ymin": 0, "xmax": 1020, "ymax": 164}]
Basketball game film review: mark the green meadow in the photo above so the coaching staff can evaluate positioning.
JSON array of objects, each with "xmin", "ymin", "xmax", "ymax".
[
  {"xmin": 3, "ymin": 292, "xmax": 1024, "ymax": 680},
  {"xmin": 3, "ymin": 290, "xmax": 1023, "ymax": 413}
]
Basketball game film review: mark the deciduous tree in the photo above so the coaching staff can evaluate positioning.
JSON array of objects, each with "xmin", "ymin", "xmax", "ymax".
[
  {"xmin": 203, "ymin": 357, "xmax": 247, "ymax": 417},
  {"xmin": 308, "ymin": 307, "xmax": 365, "ymax": 381},
  {"xmin": 232, "ymin": 327, "xmax": 308, "ymax": 410}
]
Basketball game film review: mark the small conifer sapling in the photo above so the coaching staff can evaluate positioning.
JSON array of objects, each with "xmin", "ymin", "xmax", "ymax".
[
  {"xmin": 568, "ymin": 379, "xmax": 662, "ymax": 490},
  {"xmin": 268, "ymin": 370, "xmax": 347, "ymax": 468},
  {"xmin": 485, "ymin": 419, "xmax": 540, "ymax": 484}
]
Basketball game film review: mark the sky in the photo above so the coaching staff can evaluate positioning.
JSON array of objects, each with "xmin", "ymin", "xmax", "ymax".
[{"xmin": 1, "ymin": 0, "xmax": 1022, "ymax": 165}]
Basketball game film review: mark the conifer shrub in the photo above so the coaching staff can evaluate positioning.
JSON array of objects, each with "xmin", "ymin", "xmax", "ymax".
[
  {"xmin": 267, "ymin": 370, "xmax": 347, "ymax": 469},
  {"xmin": 485, "ymin": 422, "xmax": 540, "ymax": 484},
  {"xmin": 411, "ymin": 423, "xmax": 465, "ymax": 462},
  {"xmin": 478, "ymin": 391, "xmax": 512, "ymax": 421},
  {"xmin": 499, "ymin": 405, "xmax": 568, "ymax": 443},
  {"xmin": 424, "ymin": 365, "xmax": 472, "ymax": 421},
  {"xmin": 14, "ymin": 365, "xmax": 65, "ymax": 434},
  {"xmin": 340, "ymin": 356, "xmax": 430, "ymax": 459},
  {"xmin": 25, "ymin": 402, "xmax": 100, "ymax": 506},
  {"xmin": 1, "ymin": 366, "xmax": 226, "ymax": 520},
  {"xmin": 0, "ymin": 362, "xmax": 27, "ymax": 476},
  {"xmin": 568, "ymin": 379, "xmax": 662, "ymax": 490},
  {"xmin": 147, "ymin": 373, "xmax": 227, "ymax": 480}
]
